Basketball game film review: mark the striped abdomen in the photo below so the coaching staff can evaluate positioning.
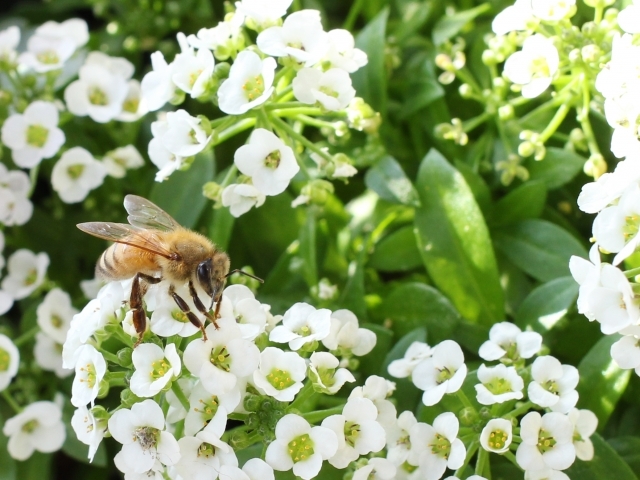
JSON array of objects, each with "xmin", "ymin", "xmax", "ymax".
[{"xmin": 95, "ymin": 242, "xmax": 161, "ymax": 280}]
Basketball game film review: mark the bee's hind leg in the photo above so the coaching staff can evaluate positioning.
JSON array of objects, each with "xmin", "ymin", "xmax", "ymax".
[
  {"xmin": 169, "ymin": 284, "xmax": 209, "ymax": 341},
  {"xmin": 131, "ymin": 273, "xmax": 161, "ymax": 347}
]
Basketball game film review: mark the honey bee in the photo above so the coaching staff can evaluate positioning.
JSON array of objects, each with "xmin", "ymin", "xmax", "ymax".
[{"xmin": 77, "ymin": 195, "xmax": 260, "ymax": 346}]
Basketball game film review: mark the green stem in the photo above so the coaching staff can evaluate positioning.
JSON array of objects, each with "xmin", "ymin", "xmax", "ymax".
[
  {"xmin": 98, "ymin": 348, "xmax": 123, "ymax": 366},
  {"xmin": 625, "ymin": 266, "xmax": 640, "ymax": 278},
  {"xmin": 269, "ymin": 114, "xmax": 332, "ymax": 162},
  {"xmin": 265, "ymin": 102, "xmax": 308, "ymax": 110},
  {"xmin": 1, "ymin": 390, "xmax": 22, "ymax": 413},
  {"xmin": 578, "ymin": 73, "xmax": 602, "ymax": 157},
  {"xmin": 539, "ymin": 102, "xmax": 571, "ymax": 143},
  {"xmin": 463, "ymin": 112, "xmax": 491, "ymax": 133},
  {"xmin": 505, "ymin": 401, "xmax": 535, "ymax": 420},
  {"xmin": 27, "ymin": 163, "xmax": 40, "ymax": 198},
  {"xmin": 289, "ymin": 381, "xmax": 316, "ymax": 411},
  {"xmin": 456, "ymin": 390, "xmax": 474, "ymax": 410},
  {"xmin": 503, "ymin": 450, "xmax": 520, "ymax": 469},
  {"xmin": 295, "ymin": 114, "xmax": 339, "ymax": 130},
  {"xmin": 302, "ymin": 405, "xmax": 344, "ymax": 423},
  {"xmin": 13, "ymin": 326, "xmax": 39, "ymax": 347},
  {"xmin": 211, "ymin": 118, "xmax": 256, "ymax": 147},
  {"xmin": 171, "ymin": 381, "xmax": 190, "ymax": 411},
  {"xmin": 475, "ymin": 445, "xmax": 489, "ymax": 476},
  {"xmin": 343, "ymin": 0, "xmax": 365, "ymax": 30},
  {"xmin": 593, "ymin": 4, "xmax": 603, "ymax": 23}
]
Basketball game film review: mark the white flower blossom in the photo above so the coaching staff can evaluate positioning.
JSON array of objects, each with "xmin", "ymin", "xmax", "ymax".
[
  {"xmin": 253, "ymin": 347, "xmax": 306, "ymax": 401},
  {"xmin": 479, "ymin": 321, "xmax": 543, "ymax": 361},
  {"xmin": 117, "ymin": 80, "xmax": 148, "ymax": 122},
  {"xmin": 516, "ymin": 411, "xmax": 576, "ymax": 471},
  {"xmin": 531, "ymin": 0, "xmax": 575, "ymax": 21},
  {"xmin": 221, "ymin": 183, "xmax": 266, "ymax": 217},
  {"xmin": 611, "ymin": 326, "xmax": 640, "ymax": 375},
  {"xmin": 184, "ymin": 381, "xmax": 241, "ymax": 436},
  {"xmin": 567, "ymin": 408, "xmax": 597, "ymax": 461},
  {"xmin": 2, "ymin": 249, "xmax": 49, "ymax": 299},
  {"xmin": 293, "ymin": 67, "xmax": 356, "ymax": 111},
  {"xmin": 102, "ymin": 145, "xmax": 145, "ymax": 178},
  {"xmin": 218, "ymin": 284, "xmax": 267, "ymax": 340},
  {"xmin": 569, "ymin": 244, "xmax": 602, "ymax": 322},
  {"xmin": 322, "ymin": 309, "xmax": 376, "ymax": 356},
  {"xmin": 172, "ymin": 45, "xmax": 215, "ymax": 98},
  {"xmin": 18, "ymin": 34, "xmax": 75, "ymax": 72},
  {"xmin": 130, "ymin": 343, "xmax": 182, "ymax": 398},
  {"xmin": 234, "ymin": 128, "xmax": 299, "ymax": 196},
  {"xmin": 71, "ymin": 405, "xmax": 107, "ymax": 462},
  {"xmin": 412, "ymin": 340, "xmax": 467, "ymax": 406},
  {"xmin": 34, "ymin": 332, "xmax": 71, "ymax": 378},
  {"xmin": 187, "ymin": 12, "xmax": 245, "ymax": 60},
  {"xmin": 141, "ymin": 51, "xmax": 177, "ymax": 112},
  {"xmin": 353, "ymin": 458, "xmax": 396, "ymax": 480},
  {"xmin": 480, "ymin": 418, "xmax": 513, "ymax": 454},
  {"xmin": 217, "ymin": 50, "xmax": 276, "ymax": 114},
  {"xmin": 1, "ymin": 101, "xmax": 65, "ymax": 169},
  {"xmin": 2, "ymin": 401, "xmax": 66, "ymax": 460},
  {"xmin": 71, "ymin": 344, "xmax": 107, "ymax": 407},
  {"xmin": 51, "ymin": 147, "xmax": 107, "ymax": 203},
  {"xmin": 323, "ymin": 29, "xmax": 368, "ymax": 73},
  {"xmin": 528, "ymin": 356, "xmax": 579, "ymax": 413},
  {"xmin": 0, "ymin": 164, "xmax": 32, "ymax": 226},
  {"xmin": 475, "ymin": 363, "xmax": 524, "ymax": 405},
  {"xmin": 235, "ymin": 0, "xmax": 293, "ymax": 28},
  {"xmin": 0, "ymin": 26, "xmax": 20, "ymax": 63},
  {"xmin": 36, "ymin": 18, "xmax": 89, "ymax": 48},
  {"xmin": 388, "ymin": 341, "xmax": 432, "ymax": 378},
  {"xmin": 0, "ymin": 334, "xmax": 19, "ymax": 391},
  {"xmin": 492, "ymin": 0, "xmax": 534, "ymax": 35},
  {"xmin": 504, "ymin": 34, "xmax": 559, "ymax": 99},
  {"xmin": 308, "ymin": 351, "xmax": 355, "ymax": 394},
  {"xmin": 265, "ymin": 414, "xmax": 338, "ymax": 480},
  {"xmin": 37, "ymin": 288, "xmax": 77, "ymax": 344},
  {"xmin": 219, "ymin": 458, "xmax": 275, "ymax": 480},
  {"xmin": 577, "ymin": 159, "xmax": 640, "ymax": 214},
  {"xmin": 108, "ymin": 399, "xmax": 181, "ymax": 474},
  {"xmin": 385, "ymin": 410, "xmax": 417, "ymax": 465},
  {"xmin": 269, "ymin": 302, "xmax": 331, "ymax": 350},
  {"xmin": 349, "ymin": 375, "xmax": 397, "ymax": 431}
]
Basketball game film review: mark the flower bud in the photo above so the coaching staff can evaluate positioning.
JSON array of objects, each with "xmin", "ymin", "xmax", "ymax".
[
  {"xmin": 459, "ymin": 83, "xmax": 473, "ymax": 98},
  {"xmin": 583, "ymin": 153, "xmax": 607, "ymax": 179},
  {"xmin": 482, "ymin": 49, "xmax": 498, "ymax": 65},
  {"xmin": 117, "ymin": 347, "xmax": 133, "ymax": 367},
  {"xmin": 518, "ymin": 140, "xmax": 535, "ymax": 158},
  {"xmin": 202, "ymin": 181, "xmax": 222, "ymax": 201},
  {"xmin": 244, "ymin": 393, "xmax": 261, "ymax": 412},
  {"xmin": 459, "ymin": 406, "xmax": 479, "ymax": 426},
  {"xmin": 98, "ymin": 379, "xmax": 110, "ymax": 398},
  {"xmin": 301, "ymin": 179, "xmax": 334, "ymax": 206},
  {"xmin": 120, "ymin": 388, "xmax": 142, "ymax": 408},
  {"xmin": 498, "ymin": 104, "xmax": 514, "ymax": 121}
]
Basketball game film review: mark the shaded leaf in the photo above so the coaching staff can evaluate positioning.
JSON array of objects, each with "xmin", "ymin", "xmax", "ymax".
[
  {"xmin": 515, "ymin": 276, "xmax": 578, "ymax": 333},
  {"xmin": 492, "ymin": 180, "xmax": 547, "ymax": 227},
  {"xmin": 414, "ymin": 149, "xmax": 504, "ymax": 325},
  {"xmin": 369, "ymin": 225, "xmax": 423, "ymax": 272},
  {"xmin": 565, "ymin": 433, "xmax": 637, "ymax": 480},
  {"xmin": 608, "ymin": 436, "xmax": 640, "ymax": 477},
  {"xmin": 364, "ymin": 156, "xmax": 420, "ymax": 206},
  {"xmin": 527, "ymin": 147, "xmax": 586, "ymax": 190},
  {"xmin": 432, "ymin": 3, "xmax": 491, "ymax": 45}
]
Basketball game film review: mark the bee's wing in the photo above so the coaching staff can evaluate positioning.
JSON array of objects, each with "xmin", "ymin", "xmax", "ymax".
[
  {"xmin": 124, "ymin": 195, "xmax": 181, "ymax": 232},
  {"xmin": 77, "ymin": 222, "xmax": 175, "ymax": 259}
]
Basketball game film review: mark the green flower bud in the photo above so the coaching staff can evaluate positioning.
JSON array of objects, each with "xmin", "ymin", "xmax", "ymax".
[
  {"xmin": 98, "ymin": 379, "xmax": 110, "ymax": 398},
  {"xmin": 120, "ymin": 388, "xmax": 142, "ymax": 408},
  {"xmin": 518, "ymin": 141, "xmax": 535, "ymax": 158},
  {"xmin": 203, "ymin": 181, "xmax": 222, "ymax": 201},
  {"xmin": 244, "ymin": 393, "xmax": 261, "ymax": 412},
  {"xmin": 584, "ymin": 153, "xmax": 607, "ymax": 179},
  {"xmin": 459, "ymin": 83, "xmax": 473, "ymax": 98},
  {"xmin": 498, "ymin": 104, "xmax": 514, "ymax": 121},
  {"xmin": 117, "ymin": 348, "xmax": 133, "ymax": 367}
]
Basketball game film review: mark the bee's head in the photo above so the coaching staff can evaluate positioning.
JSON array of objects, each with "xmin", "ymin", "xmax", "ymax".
[{"xmin": 196, "ymin": 254, "xmax": 230, "ymax": 310}]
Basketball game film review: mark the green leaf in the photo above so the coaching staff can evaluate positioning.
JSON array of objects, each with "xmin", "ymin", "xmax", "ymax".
[
  {"xmin": 364, "ymin": 155, "xmax": 420, "ymax": 206},
  {"xmin": 578, "ymin": 335, "xmax": 631, "ymax": 429},
  {"xmin": 0, "ymin": 410, "xmax": 16, "ymax": 480},
  {"xmin": 515, "ymin": 276, "xmax": 578, "ymax": 333},
  {"xmin": 398, "ymin": 77, "xmax": 444, "ymax": 119},
  {"xmin": 299, "ymin": 212, "xmax": 318, "ymax": 288},
  {"xmin": 380, "ymin": 327, "xmax": 426, "ymax": 412},
  {"xmin": 492, "ymin": 180, "xmax": 547, "ymax": 227},
  {"xmin": 339, "ymin": 248, "xmax": 367, "ymax": 320},
  {"xmin": 565, "ymin": 434, "xmax": 637, "ymax": 480},
  {"xmin": 352, "ymin": 7, "xmax": 389, "ymax": 114},
  {"xmin": 608, "ymin": 436, "xmax": 640, "ymax": 477},
  {"xmin": 149, "ymin": 150, "xmax": 215, "ymax": 228},
  {"xmin": 208, "ymin": 206, "xmax": 234, "ymax": 252},
  {"xmin": 432, "ymin": 3, "xmax": 491, "ymax": 45},
  {"xmin": 494, "ymin": 219, "xmax": 587, "ymax": 282},
  {"xmin": 454, "ymin": 161, "xmax": 491, "ymax": 216},
  {"xmin": 414, "ymin": 149, "xmax": 504, "ymax": 325},
  {"xmin": 526, "ymin": 147, "xmax": 586, "ymax": 190},
  {"xmin": 369, "ymin": 226, "xmax": 423, "ymax": 272},
  {"xmin": 16, "ymin": 452, "xmax": 51, "ymax": 480},
  {"xmin": 378, "ymin": 282, "xmax": 460, "ymax": 342}
]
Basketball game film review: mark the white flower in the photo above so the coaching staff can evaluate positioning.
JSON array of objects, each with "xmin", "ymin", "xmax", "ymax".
[
  {"xmin": 265, "ymin": 414, "xmax": 338, "ymax": 480},
  {"xmin": 51, "ymin": 147, "xmax": 107, "ymax": 203},
  {"xmin": 569, "ymin": 244, "xmax": 602, "ymax": 322},
  {"xmin": 1, "ymin": 101, "xmax": 65, "ymax": 169},
  {"xmin": 480, "ymin": 418, "xmax": 513, "ymax": 453},
  {"xmin": 80, "ymin": 277, "xmax": 105, "ymax": 299},
  {"xmin": 148, "ymin": 137, "xmax": 185, "ymax": 183},
  {"xmin": 408, "ymin": 412, "xmax": 466, "ymax": 480},
  {"xmin": 187, "ymin": 13, "xmax": 245, "ymax": 61},
  {"xmin": 152, "ymin": 109, "xmax": 211, "ymax": 158},
  {"xmin": 385, "ymin": 410, "xmax": 417, "ymax": 465},
  {"xmin": 411, "ymin": 340, "xmax": 467, "ymax": 406},
  {"xmin": 141, "ymin": 51, "xmax": 177, "ymax": 112},
  {"xmin": 619, "ymin": 1, "xmax": 640, "ymax": 33},
  {"xmin": 108, "ymin": 399, "xmax": 181, "ymax": 474},
  {"xmin": 475, "ymin": 363, "xmax": 524, "ymax": 405},
  {"xmin": 257, "ymin": 10, "xmax": 328, "ymax": 67},
  {"xmin": 269, "ymin": 302, "xmax": 331, "ymax": 350},
  {"xmin": 322, "ymin": 309, "xmax": 376, "ymax": 356},
  {"xmin": 577, "ymin": 159, "xmax": 640, "ymax": 214},
  {"xmin": 235, "ymin": 0, "xmax": 293, "ymax": 28},
  {"xmin": 293, "ymin": 67, "xmax": 356, "ymax": 111},
  {"xmin": 102, "ymin": 145, "xmax": 144, "ymax": 178},
  {"xmin": 0, "ymin": 334, "xmax": 19, "ymax": 391},
  {"xmin": 0, "ymin": 26, "xmax": 20, "ymax": 62},
  {"xmin": 130, "ymin": 343, "xmax": 182, "ymax": 398},
  {"xmin": 503, "ymin": 34, "xmax": 559, "ymax": 99},
  {"xmin": 253, "ymin": 347, "xmax": 306, "ymax": 401},
  {"xmin": 528, "ymin": 356, "xmax": 579, "ymax": 413},
  {"xmin": 531, "ymin": 0, "xmax": 575, "ymax": 21},
  {"xmin": 172, "ymin": 46, "xmax": 215, "ymax": 98},
  {"xmin": 567, "ymin": 408, "xmax": 597, "ymax": 461},
  {"xmin": 479, "ymin": 321, "xmax": 542, "ymax": 361},
  {"xmin": 175, "ymin": 407, "xmax": 237, "ymax": 479},
  {"xmin": 0, "ymin": 164, "xmax": 32, "ymax": 226},
  {"xmin": 149, "ymin": 292, "xmax": 200, "ymax": 338},
  {"xmin": 71, "ymin": 344, "xmax": 107, "ymax": 407},
  {"xmin": 218, "ymin": 284, "xmax": 267, "ymax": 340},
  {"xmin": 65, "ymin": 62, "xmax": 130, "ymax": 123},
  {"xmin": 183, "ymin": 318, "xmax": 260, "ymax": 395},
  {"xmin": 117, "ymin": 80, "xmax": 148, "ymax": 122},
  {"xmin": 184, "ymin": 381, "xmax": 241, "ymax": 436},
  {"xmin": 234, "ymin": 128, "xmax": 299, "ymax": 196},
  {"xmin": 349, "ymin": 375, "xmax": 397, "ymax": 431},
  {"xmin": 492, "ymin": 0, "xmax": 534, "ymax": 35},
  {"xmin": 219, "ymin": 458, "xmax": 275, "ymax": 480},
  {"xmin": 388, "ymin": 341, "xmax": 432, "ymax": 378},
  {"xmin": 2, "ymin": 401, "xmax": 66, "ymax": 460},
  {"xmin": 308, "ymin": 351, "xmax": 355, "ymax": 394},
  {"xmin": 323, "ymin": 29, "xmax": 368, "ymax": 73},
  {"xmin": 18, "ymin": 34, "xmax": 75, "ymax": 72},
  {"xmin": 37, "ymin": 288, "xmax": 77, "ymax": 343},
  {"xmin": 2, "ymin": 249, "xmax": 49, "ymax": 299},
  {"xmin": 34, "ymin": 332, "xmax": 71, "ymax": 378},
  {"xmin": 71, "ymin": 405, "xmax": 107, "ymax": 462},
  {"xmin": 165, "ymin": 377, "xmax": 194, "ymax": 425},
  {"xmin": 36, "ymin": 18, "xmax": 89, "ymax": 48},
  {"xmin": 516, "ymin": 411, "xmax": 576, "ymax": 471},
  {"xmin": 221, "ymin": 183, "xmax": 266, "ymax": 217},
  {"xmin": 322, "ymin": 397, "xmax": 386, "ymax": 468},
  {"xmin": 217, "ymin": 50, "xmax": 276, "ymax": 114},
  {"xmin": 611, "ymin": 326, "xmax": 640, "ymax": 374},
  {"xmin": 353, "ymin": 458, "xmax": 396, "ymax": 480},
  {"xmin": 524, "ymin": 468, "xmax": 571, "ymax": 480}
]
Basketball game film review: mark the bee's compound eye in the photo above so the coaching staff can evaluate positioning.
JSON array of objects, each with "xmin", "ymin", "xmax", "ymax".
[{"xmin": 197, "ymin": 259, "xmax": 213, "ymax": 296}]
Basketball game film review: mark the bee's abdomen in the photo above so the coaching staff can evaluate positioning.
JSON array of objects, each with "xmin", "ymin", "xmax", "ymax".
[{"xmin": 95, "ymin": 243, "xmax": 159, "ymax": 280}]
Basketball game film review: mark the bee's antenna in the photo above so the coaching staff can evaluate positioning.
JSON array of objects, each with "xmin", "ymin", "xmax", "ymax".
[{"xmin": 226, "ymin": 269, "xmax": 264, "ymax": 283}]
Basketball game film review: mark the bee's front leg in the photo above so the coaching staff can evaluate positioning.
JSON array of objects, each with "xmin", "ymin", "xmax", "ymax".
[
  {"xmin": 170, "ymin": 284, "xmax": 209, "ymax": 341},
  {"xmin": 130, "ymin": 273, "xmax": 161, "ymax": 347},
  {"xmin": 187, "ymin": 281, "xmax": 220, "ymax": 330}
]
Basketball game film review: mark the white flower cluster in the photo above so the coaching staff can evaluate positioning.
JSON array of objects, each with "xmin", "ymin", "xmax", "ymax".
[
  {"xmin": 388, "ymin": 322, "xmax": 596, "ymax": 479},
  {"xmin": 60, "ymin": 278, "xmax": 379, "ymax": 478},
  {"xmin": 0, "ymin": 22, "xmax": 145, "ymax": 206},
  {"xmin": 140, "ymin": 0, "xmax": 366, "ymax": 216}
]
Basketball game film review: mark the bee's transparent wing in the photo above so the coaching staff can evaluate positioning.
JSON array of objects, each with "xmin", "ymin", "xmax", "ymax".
[
  {"xmin": 124, "ymin": 195, "xmax": 181, "ymax": 232},
  {"xmin": 77, "ymin": 222, "xmax": 175, "ymax": 259}
]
